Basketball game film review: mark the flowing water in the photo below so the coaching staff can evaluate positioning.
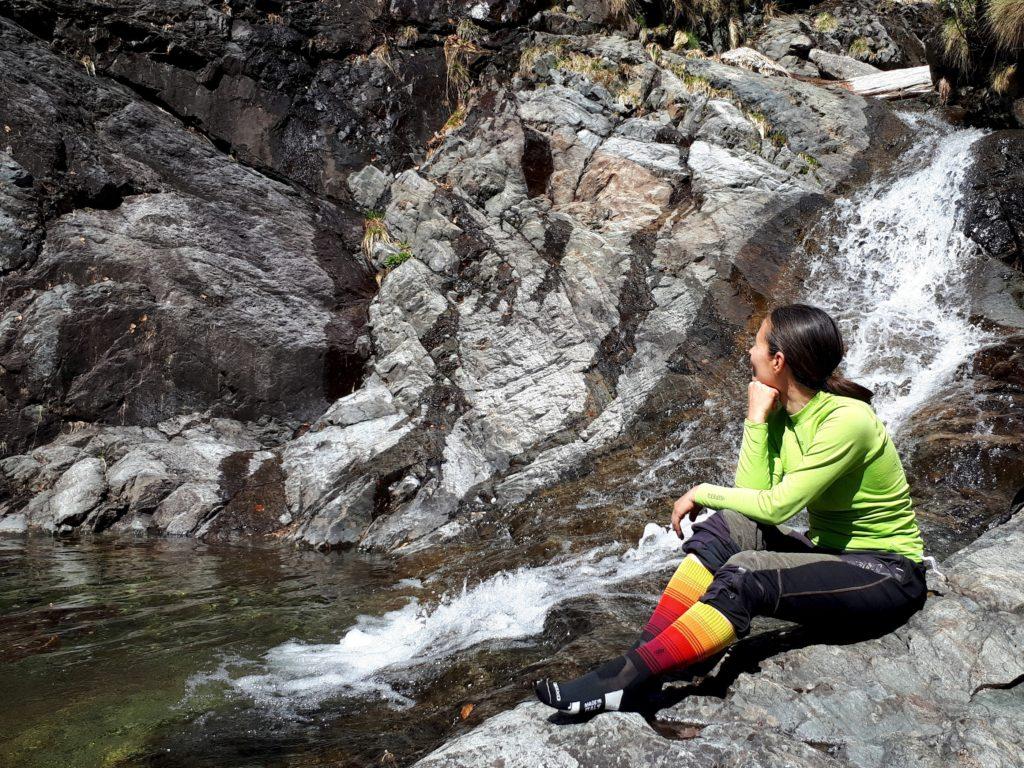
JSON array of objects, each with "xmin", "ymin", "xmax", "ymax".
[
  {"xmin": 800, "ymin": 112, "xmax": 992, "ymax": 433},
  {"xmin": 0, "ymin": 524, "xmax": 690, "ymax": 767},
  {"xmin": 2, "ymin": 115, "xmax": 999, "ymax": 767}
]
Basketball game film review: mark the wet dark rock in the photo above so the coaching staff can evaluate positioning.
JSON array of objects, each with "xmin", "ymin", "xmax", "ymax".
[
  {"xmin": 903, "ymin": 333, "xmax": 1024, "ymax": 557},
  {"xmin": 0, "ymin": 17, "xmax": 375, "ymax": 455},
  {"xmin": 0, "ymin": 0, "xmax": 461, "ymax": 197},
  {"xmin": 201, "ymin": 451, "xmax": 290, "ymax": 542},
  {"xmin": 963, "ymin": 131, "xmax": 1024, "ymax": 272}
]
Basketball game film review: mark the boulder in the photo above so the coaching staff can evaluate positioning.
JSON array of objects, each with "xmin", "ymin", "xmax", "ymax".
[
  {"xmin": 49, "ymin": 457, "xmax": 106, "ymax": 528},
  {"xmin": 152, "ymin": 482, "xmax": 222, "ymax": 536},
  {"xmin": 809, "ymin": 48, "xmax": 882, "ymax": 80}
]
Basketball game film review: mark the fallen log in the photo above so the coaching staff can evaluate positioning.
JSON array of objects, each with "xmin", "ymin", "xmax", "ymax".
[{"xmin": 838, "ymin": 65, "xmax": 934, "ymax": 99}]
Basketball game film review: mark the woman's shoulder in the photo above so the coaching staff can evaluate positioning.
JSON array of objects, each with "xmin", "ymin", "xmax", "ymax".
[{"xmin": 821, "ymin": 393, "xmax": 887, "ymax": 440}]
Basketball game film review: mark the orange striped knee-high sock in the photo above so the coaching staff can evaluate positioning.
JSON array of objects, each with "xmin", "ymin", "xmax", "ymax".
[
  {"xmin": 534, "ymin": 601, "xmax": 737, "ymax": 713},
  {"xmin": 639, "ymin": 553, "xmax": 715, "ymax": 642},
  {"xmin": 634, "ymin": 600, "xmax": 737, "ymax": 675}
]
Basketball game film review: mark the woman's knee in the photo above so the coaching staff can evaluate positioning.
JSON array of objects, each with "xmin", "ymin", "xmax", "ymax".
[
  {"xmin": 683, "ymin": 509, "xmax": 758, "ymax": 571},
  {"xmin": 697, "ymin": 564, "xmax": 779, "ymax": 638}
]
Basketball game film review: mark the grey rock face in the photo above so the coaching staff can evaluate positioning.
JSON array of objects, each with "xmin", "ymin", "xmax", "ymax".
[
  {"xmin": 413, "ymin": 508, "xmax": 1024, "ymax": 767},
  {"xmin": 1, "ymin": 17, "xmax": 891, "ymax": 550},
  {"xmin": 352, "ymin": 36, "xmax": 877, "ymax": 551},
  {"xmin": 754, "ymin": 17, "xmax": 814, "ymax": 63},
  {"xmin": 809, "ymin": 48, "xmax": 882, "ymax": 80},
  {"xmin": 0, "ymin": 153, "xmax": 42, "ymax": 274},
  {"xmin": 0, "ymin": 18, "xmax": 375, "ymax": 454},
  {"xmin": 347, "ymin": 165, "xmax": 393, "ymax": 211}
]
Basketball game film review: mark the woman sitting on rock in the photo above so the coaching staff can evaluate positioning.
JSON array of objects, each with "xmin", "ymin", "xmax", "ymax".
[{"xmin": 535, "ymin": 303, "xmax": 928, "ymax": 715}]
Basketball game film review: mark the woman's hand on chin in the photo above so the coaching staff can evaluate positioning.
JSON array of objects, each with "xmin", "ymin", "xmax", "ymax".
[
  {"xmin": 748, "ymin": 378, "xmax": 780, "ymax": 422},
  {"xmin": 672, "ymin": 486, "xmax": 704, "ymax": 537}
]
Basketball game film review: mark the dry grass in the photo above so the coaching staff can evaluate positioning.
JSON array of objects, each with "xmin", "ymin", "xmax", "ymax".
[
  {"xmin": 847, "ymin": 36, "xmax": 875, "ymax": 60},
  {"xmin": 362, "ymin": 212, "xmax": 395, "ymax": 267},
  {"xmin": 396, "ymin": 26, "xmax": 418, "ymax": 47},
  {"xmin": 987, "ymin": 0, "xmax": 1024, "ymax": 51},
  {"xmin": 728, "ymin": 15, "xmax": 742, "ymax": 49},
  {"xmin": 942, "ymin": 17, "xmax": 972, "ymax": 69},
  {"xmin": 372, "ymin": 43, "xmax": 396, "ymax": 74},
  {"xmin": 667, "ymin": 61, "xmax": 729, "ymax": 98},
  {"xmin": 444, "ymin": 31, "xmax": 484, "ymax": 107},
  {"xmin": 745, "ymin": 109, "xmax": 771, "ymax": 139},
  {"xmin": 609, "ymin": 0, "xmax": 637, "ymax": 22},
  {"xmin": 672, "ymin": 0, "xmax": 724, "ymax": 24},
  {"xmin": 425, "ymin": 105, "xmax": 468, "ymax": 160},
  {"xmin": 991, "ymin": 62, "xmax": 1018, "ymax": 94},
  {"xmin": 554, "ymin": 51, "xmax": 622, "ymax": 90}
]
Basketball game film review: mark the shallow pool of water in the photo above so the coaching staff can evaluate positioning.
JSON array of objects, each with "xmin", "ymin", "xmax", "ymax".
[{"xmin": 0, "ymin": 525, "xmax": 683, "ymax": 768}]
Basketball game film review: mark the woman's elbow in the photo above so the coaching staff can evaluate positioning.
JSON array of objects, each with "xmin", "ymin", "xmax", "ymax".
[{"xmin": 760, "ymin": 501, "xmax": 801, "ymax": 525}]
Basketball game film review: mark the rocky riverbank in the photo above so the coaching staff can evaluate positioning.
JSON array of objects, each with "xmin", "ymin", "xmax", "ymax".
[
  {"xmin": 2, "ymin": 2, "xmax": 1024, "ymax": 767},
  {"xmin": 414, "ymin": 503, "xmax": 1024, "ymax": 768}
]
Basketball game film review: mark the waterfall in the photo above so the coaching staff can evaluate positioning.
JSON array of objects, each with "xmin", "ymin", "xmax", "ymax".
[{"xmin": 800, "ymin": 112, "xmax": 991, "ymax": 432}]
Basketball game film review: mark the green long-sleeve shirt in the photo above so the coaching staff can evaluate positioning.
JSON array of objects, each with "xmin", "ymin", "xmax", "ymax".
[{"xmin": 693, "ymin": 390, "xmax": 925, "ymax": 562}]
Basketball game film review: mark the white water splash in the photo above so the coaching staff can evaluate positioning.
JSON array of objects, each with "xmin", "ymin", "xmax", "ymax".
[
  {"xmin": 219, "ymin": 521, "xmax": 695, "ymax": 711},
  {"xmin": 801, "ymin": 112, "xmax": 992, "ymax": 432}
]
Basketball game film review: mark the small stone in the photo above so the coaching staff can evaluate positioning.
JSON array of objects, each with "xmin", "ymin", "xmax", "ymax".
[{"xmin": 347, "ymin": 165, "xmax": 392, "ymax": 209}]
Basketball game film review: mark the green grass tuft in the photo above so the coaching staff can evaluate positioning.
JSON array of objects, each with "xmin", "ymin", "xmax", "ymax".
[
  {"xmin": 813, "ymin": 12, "xmax": 838, "ymax": 33},
  {"xmin": 847, "ymin": 36, "xmax": 875, "ymax": 60},
  {"xmin": 383, "ymin": 246, "xmax": 414, "ymax": 271}
]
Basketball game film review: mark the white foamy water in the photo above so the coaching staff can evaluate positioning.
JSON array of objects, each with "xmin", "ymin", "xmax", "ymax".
[
  {"xmin": 220, "ymin": 521, "xmax": 695, "ymax": 711},
  {"xmin": 801, "ymin": 112, "xmax": 992, "ymax": 431}
]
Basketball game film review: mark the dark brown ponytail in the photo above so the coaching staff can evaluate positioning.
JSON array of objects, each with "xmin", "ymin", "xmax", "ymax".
[{"xmin": 767, "ymin": 304, "xmax": 873, "ymax": 404}]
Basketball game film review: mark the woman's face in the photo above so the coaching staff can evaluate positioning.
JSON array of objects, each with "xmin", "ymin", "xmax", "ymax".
[{"xmin": 749, "ymin": 318, "xmax": 784, "ymax": 388}]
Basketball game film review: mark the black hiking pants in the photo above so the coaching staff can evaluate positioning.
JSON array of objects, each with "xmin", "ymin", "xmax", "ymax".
[{"xmin": 682, "ymin": 509, "xmax": 928, "ymax": 637}]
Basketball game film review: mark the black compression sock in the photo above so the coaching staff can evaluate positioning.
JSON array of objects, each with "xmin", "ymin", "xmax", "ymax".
[{"xmin": 534, "ymin": 651, "xmax": 651, "ymax": 714}]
